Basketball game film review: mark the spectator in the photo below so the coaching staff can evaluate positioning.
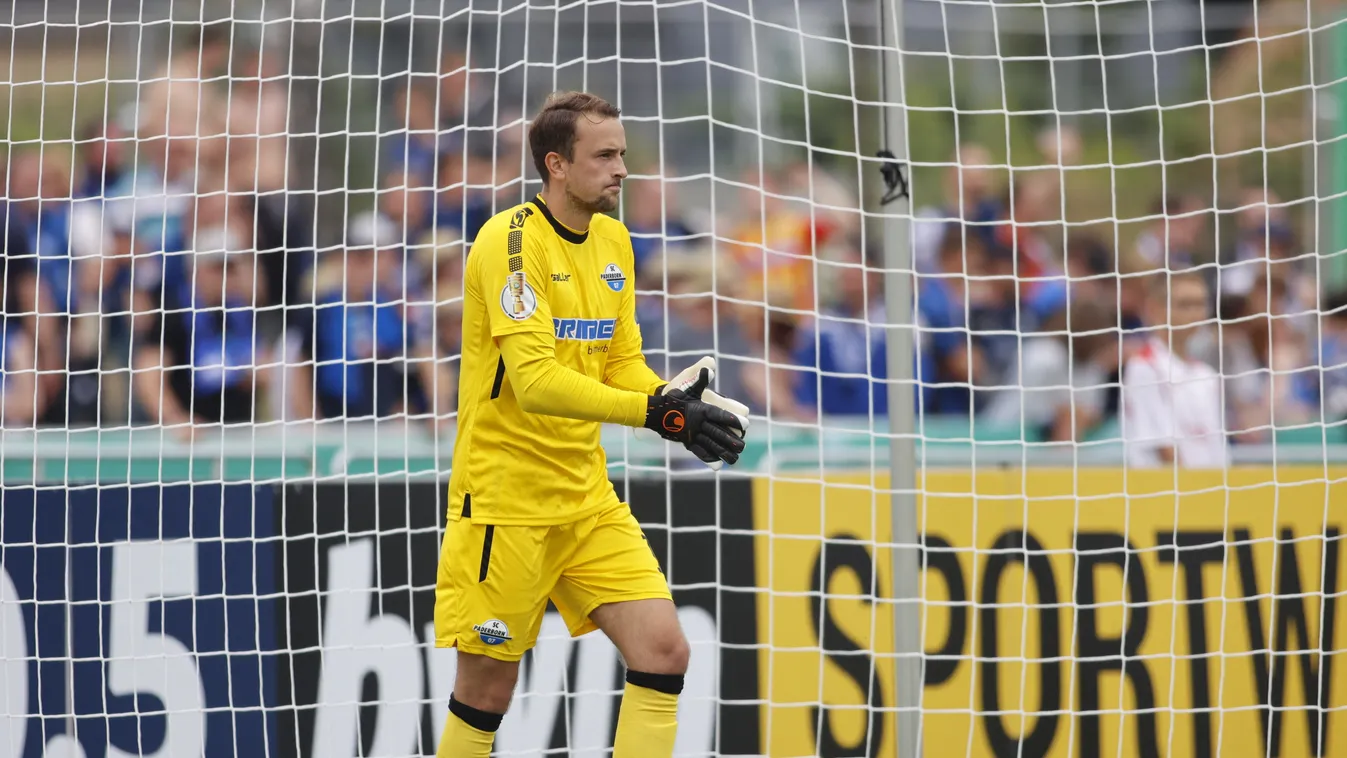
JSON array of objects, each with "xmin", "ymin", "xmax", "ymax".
[
  {"xmin": 729, "ymin": 289, "xmax": 812, "ymax": 423},
  {"xmin": 0, "ymin": 309, "xmax": 41, "ymax": 427},
  {"xmin": 1121, "ymin": 271, "xmax": 1226, "ymax": 467},
  {"xmin": 915, "ymin": 227, "xmax": 990, "ymax": 415},
  {"xmin": 437, "ymin": 51, "xmax": 490, "ymax": 130},
  {"xmin": 380, "ymin": 171, "xmax": 436, "ymax": 243},
  {"xmin": 983, "ymin": 297, "xmax": 1118, "ymax": 441},
  {"xmin": 7, "ymin": 150, "xmax": 103, "ymax": 425},
  {"xmin": 131, "ymin": 224, "xmax": 267, "ymax": 436},
  {"xmin": 1133, "ymin": 194, "xmax": 1207, "ymax": 270},
  {"xmin": 1319, "ymin": 289, "xmax": 1347, "ymax": 422},
  {"xmin": 413, "ymin": 229, "xmax": 466, "ymax": 432},
  {"xmin": 74, "ymin": 120, "xmax": 129, "ymax": 200},
  {"xmin": 228, "ymin": 46, "xmax": 292, "ymax": 194},
  {"xmin": 1220, "ymin": 189, "xmax": 1297, "ymax": 300},
  {"xmin": 639, "ymin": 250, "xmax": 755, "ymax": 410},
  {"xmin": 436, "ymin": 145, "xmax": 495, "ymax": 242},
  {"xmin": 1017, "ymin": 124, "xmax": 1082, "ymax": 225},
  {"xmin": 792, "ymin": 248, "xmax": 889, "ymax": 417},
  {"xmin": 0, "ymin": 208, "xmax": 45, "ymax": 426},
  {"xmin": 624, "ymin": 166, "xmax": 695, "ymax": 280},
  {"xmin": 288, "ymin": 212, "xmax": 424, "ymax": 421},
  {"xmin": 724, "ymin": 166, "xmax": 816, "ymax": 313},
  {"xmin": 967, "ymin": 237, "xmax": 1025, "ymax": 408},
  {"xmin": 1217, "ymin": 280, "xmax": 1317, "ymax": 443},
  {"xmin": 381, "ymin": 77, "xmax": 440, "ymax": 180},
  {"xmin": 913, "ymin": 143, "xmax": 1003, "ymax": 273},
  {"xmin": 1065, "ymin": 233, "xmax": 1116, "ymax": 303}
]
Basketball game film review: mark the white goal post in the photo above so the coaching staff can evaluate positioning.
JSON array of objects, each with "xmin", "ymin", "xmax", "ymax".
[{"xmin": 0, "ymin": 1, "xmax": 1344, "ymax": 758}]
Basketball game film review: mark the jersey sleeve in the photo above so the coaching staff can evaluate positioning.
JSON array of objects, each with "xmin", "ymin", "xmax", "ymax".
[
  {"xmin": 474, "ymin": 216, "xmax": 554, "ymax": 337},
  {"xmin": 603, "ymin": 231, "xmax": 665, "ymax": 394},
  {"xmin": 498, "ymin": 329, "xmax": 649, "ymax": 426}
]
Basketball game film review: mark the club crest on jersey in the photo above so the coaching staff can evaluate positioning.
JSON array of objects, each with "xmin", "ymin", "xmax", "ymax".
[
  {"xmin": 500, "ymin": 272, "xmax": 538, "ymax": 320},
  {"xmin": 601, "ymin": 263, "xmax": 626, "ymax": 292},
  {"xmin": 472, "ymin": 619, "xmax": 512, "ymax": 646}
]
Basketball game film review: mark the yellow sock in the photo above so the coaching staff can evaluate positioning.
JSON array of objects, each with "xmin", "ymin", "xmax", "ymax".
[
  {"xmin": 613, "ymin": 673, "xmax": 682, "ymax": 758},
  {"xmin": 436, "ymin": 699, "xmax": 497, "ymax": 758}
]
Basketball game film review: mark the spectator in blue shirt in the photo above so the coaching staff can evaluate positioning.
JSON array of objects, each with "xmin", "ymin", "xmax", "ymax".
[
  {"xmin": 131, "ymin": 225, "xmax": 266, "ymax": 436},
  {"xmin": 792, "ymin": 247, "xmax": 889, "ymax": 418},
  {"xmin": 74, "ymin": 120, "xmax": 129, "ymax": 200},
  {"xmin": 624, "ymin": 167, "xmax": 696, "ymax": 278},
  {"xmin": 380, "ymin": 77, "xmax": 441, "ymax": 193},
  {"xmin": 915, "ymin": 228, "xmax": 993, "ymax": 415},
  {"xmin": 0, "ymin": 218, "xmax": 44, "ymax": 426},
  {"xmin": 289, "ymin": 212, "xmax": 425, "ymax": 421},
  {"xmin": 436, "ymin": 145, "xmax": 495, "ymax": 243}
]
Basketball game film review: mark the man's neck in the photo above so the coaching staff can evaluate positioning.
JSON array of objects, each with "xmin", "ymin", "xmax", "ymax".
[{"xmin": 539, "ymin": 186, "xmax": 593, "ymax": 233}]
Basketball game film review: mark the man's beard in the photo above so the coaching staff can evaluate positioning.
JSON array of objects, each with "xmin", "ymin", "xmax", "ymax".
[{"xmin": 567, "ymin": 185, "xmax": 618, "ymax": 215}]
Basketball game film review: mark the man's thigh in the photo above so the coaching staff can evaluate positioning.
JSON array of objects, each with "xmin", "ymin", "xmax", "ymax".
[
  {"xmin": 550, "ymin": 503, "xmax": 673, "ymax": 638},
  {"xmin": 435, "ymin": 517, "xmax": 555, "ymax": 661}
]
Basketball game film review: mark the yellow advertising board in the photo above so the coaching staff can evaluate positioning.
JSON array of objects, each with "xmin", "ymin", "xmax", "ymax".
[{"xmin": 753, "ymin": 468, "xmax": 1347, "ymax": 757}]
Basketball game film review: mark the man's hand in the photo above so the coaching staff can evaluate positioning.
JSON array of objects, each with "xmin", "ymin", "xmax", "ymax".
[
  {"xmin": 658, "ymin": 357, "xmax": 750, "ymax": 469},
  {"xmin": 645, "ymin": 367, "xmax": 746, "ymax": 465}
]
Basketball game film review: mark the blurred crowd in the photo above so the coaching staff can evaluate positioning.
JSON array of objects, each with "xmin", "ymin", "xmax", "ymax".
[{"xmin": 1, "ymin": 26, "xmax": 1343, "ymax": 457}]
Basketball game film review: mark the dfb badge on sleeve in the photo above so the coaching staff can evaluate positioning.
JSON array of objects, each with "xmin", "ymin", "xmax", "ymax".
[{"xmin": 501, "ymin": 271, "xmax": 538, "ymax": 320}]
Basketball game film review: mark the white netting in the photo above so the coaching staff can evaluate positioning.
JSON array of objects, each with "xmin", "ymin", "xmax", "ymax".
[{"xmin": 0, "ymin": 1, "xmax": 1344, "ymax": 757}]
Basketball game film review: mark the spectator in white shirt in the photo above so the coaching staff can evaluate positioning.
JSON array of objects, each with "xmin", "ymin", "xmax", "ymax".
[
  {"xmin": 982, "ymin": 297, "xmax": 1118, "ymax": 442},
  {"xmin": 1122, "ymin": 271, "xmax": 1227, "ymax": 468}
]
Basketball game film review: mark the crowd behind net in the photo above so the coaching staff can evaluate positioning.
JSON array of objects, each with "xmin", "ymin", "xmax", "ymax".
[{"xmin": 0, "ymin": 0, "xmax": 1345, "ymax": 756}]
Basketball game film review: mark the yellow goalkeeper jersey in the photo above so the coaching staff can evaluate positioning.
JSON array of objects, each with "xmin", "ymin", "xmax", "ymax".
[{"xmin": 447, "ymin": 196, "xmax": 665, "ymax": 526}]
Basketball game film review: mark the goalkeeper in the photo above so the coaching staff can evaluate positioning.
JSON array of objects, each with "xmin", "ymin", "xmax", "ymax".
[{"xmin": 434, "ymin": 91, "xmax": 748, "ymax": 757}]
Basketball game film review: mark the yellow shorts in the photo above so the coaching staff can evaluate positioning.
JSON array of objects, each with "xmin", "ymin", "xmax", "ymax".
[{"xmin": 434, "ymin": 500, "xmax": 672, "ymax": 661}]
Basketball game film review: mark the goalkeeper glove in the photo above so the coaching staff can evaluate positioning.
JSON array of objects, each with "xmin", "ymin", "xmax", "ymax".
[
  {"xmin": 644, "ymin": 366, "xmax": 746, "ymax": 465},
  {"xmin": 657, "ymin": 357, "xmax": 750, "ymax": 469}
]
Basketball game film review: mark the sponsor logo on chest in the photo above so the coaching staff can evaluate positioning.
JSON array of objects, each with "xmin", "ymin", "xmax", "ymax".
[{"xmin": 553, "ymin": 317, "xmax": 616, "ymax": 341}]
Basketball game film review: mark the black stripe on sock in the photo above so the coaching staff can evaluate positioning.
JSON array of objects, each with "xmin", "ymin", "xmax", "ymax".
[
  {"xmin": 625, "ymin": 669, "xmax": 684, "ymax": 696},
  {"xmin": 449, "ymin": 695, "xmax": 505, "ymax": 733}
]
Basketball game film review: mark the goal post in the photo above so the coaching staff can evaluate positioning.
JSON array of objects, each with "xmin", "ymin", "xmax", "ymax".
[{"xmin": 877, "ymin": 1, "xmax": 922, "ymax": 756}]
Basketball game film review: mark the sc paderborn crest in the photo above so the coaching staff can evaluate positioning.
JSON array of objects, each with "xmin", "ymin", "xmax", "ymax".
[
  {"xmin": 472, "ymin": 619, "xmax": 512, "ymax": 646},
  {"xmin": 600, "ymin": 262, "xmax": 625, "ymax": 292}
]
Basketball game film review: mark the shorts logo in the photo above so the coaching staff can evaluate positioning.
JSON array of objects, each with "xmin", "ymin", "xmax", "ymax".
[
  {"xmin": 501, "ymin": 272, "xmax": 538, "ymax": 320},
  {"xmin": 473, "ymin": 619, "xmax": 512, "ymax": 646},
  {"xmin": 662, "ymin": 410, "xmax": 685, "ymax": 434},
  {"xmin": 601, "ymin": 263, "xmax": 625, "ymax": 292}
]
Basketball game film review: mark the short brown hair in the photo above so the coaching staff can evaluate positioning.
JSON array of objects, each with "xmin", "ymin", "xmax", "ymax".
[{"xmin": 528, "ymin": 92, "xmax": 621, "ymax": 185}]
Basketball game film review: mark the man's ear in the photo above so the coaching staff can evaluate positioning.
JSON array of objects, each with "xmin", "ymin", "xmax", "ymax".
[{"xmin": 545, "ymin": 152, "xmax": 567, "ymax": 183}]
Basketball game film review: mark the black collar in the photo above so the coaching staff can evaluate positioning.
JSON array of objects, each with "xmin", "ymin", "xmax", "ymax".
[{"xmin": 528, "ymin": 196, "xmax": 588, "ymax": 244}]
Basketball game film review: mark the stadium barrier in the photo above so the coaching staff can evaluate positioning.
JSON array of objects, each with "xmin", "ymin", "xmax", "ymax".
[{"xmin": 0, "ymin": 470, "xmax": 1342, "ymax": 756}]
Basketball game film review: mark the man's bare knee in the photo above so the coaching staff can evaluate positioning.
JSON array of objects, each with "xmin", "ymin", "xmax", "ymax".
[
  {"xmin": 651, "ymin": 630, "xmax": 690, "ymax": 676},
  {"xmin": 453, "ymin": 651, "xmax": 520, "ymax": 714},
  {"xmin": 593, "ymin": 599, "xmax": 690, "ymax": 675}
]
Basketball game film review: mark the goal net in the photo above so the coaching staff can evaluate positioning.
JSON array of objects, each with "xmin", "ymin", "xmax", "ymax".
[{"xmin": 0, "ymin": 0, "xmax": 1345, "ymax": 756}]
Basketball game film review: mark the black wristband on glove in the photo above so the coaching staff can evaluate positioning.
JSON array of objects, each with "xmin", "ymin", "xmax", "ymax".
[{"xmin": 643, "ymin": 369, "xmax": 746, "ymax": 465}]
